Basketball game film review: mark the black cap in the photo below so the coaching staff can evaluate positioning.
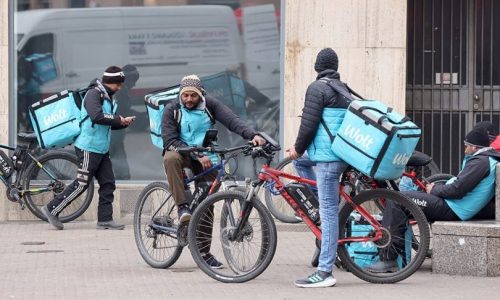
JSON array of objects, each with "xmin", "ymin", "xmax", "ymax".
[
  {"xmin": 464, "ymin": 127, "xmax": 490, "ymax": 148},
  {"xmin": 474, "ymin": 121, "xmax": 497, "ymax": 142},
  {"xmin": 102, "ymin": 66, "xmax": 125, "ymax": 84},
  {"xmin": 314, "ymin": 48, "xmax": 339, "ymax": 72}
]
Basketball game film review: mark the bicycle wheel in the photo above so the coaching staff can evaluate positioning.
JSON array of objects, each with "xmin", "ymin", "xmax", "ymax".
[
  {"xmin": 188, "ymin": 190, "xmax": 277, "ymax": 283},
  {"xmin": 134, "ymin": 182, "xmax": 183, "ymax": 269},
  {"xmin": 23, "ymin": 151, "xmax": 94, "ymax": 223},
  {"xmin": 264, "ymin": 157, "xmax": 303, "ymax": 223},
  {"xmin": 426, "ymin": 173, "xmax": 453, "ymax": 185},
  {"xmin": 337, "ymin": 189, "xmax": 430, "ymax": 284}
]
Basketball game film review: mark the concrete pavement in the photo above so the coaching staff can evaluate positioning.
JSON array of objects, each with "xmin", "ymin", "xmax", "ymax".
[{"xmin": 1, "ymin": 218, "xmax": 499, "ymax": 300}]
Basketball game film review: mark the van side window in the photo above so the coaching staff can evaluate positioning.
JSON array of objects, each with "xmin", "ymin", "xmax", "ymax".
[{"xmin": 20, "ymin": 33, "xmax": 54, "ymax": 57}]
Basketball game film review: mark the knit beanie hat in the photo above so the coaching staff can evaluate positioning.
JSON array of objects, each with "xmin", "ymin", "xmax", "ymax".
[
  {"xmin": 122, "ymin": 64, "xmax": 139, "ymax": 86},
  {"xmin": 179, "ymin": 75, "xmax": 204, "ymax": 97},
  {"xmin": 474, "ymin": 121, "xmax": 497, "ymax": 142},
  {"xmin": 464, "ymin": 127, "xmax": 490, "ymax": 148},
  {"xmin": 314, "ymin": 48, "xmax": 339, "ymax": 72},
  {"xmin": 102, "ymin": 66, "xmax": 125, "ymax": 84}
]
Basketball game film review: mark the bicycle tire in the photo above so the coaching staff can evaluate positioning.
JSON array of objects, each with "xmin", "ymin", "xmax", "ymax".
[
  {"xmin": 426, "ymin": 173, "xmax": 453, "ymax": 185},
  {"xmin": 188, "ymin": 190, "xmax": 277, "ymax": 283},
  {"xmin": 133, "ymin": 181, "xmax": 183, "ymax": 269},
  {"xmin": 23, "ymin": 151, "xmax": 94, "ymax": 223},
  {"xmin": 337, "ymin": 189, "xmax": 430, "ymax": 284},
  {"xmin": 264, "ymin": 157, "xmax": 302, "ymax": 223}
]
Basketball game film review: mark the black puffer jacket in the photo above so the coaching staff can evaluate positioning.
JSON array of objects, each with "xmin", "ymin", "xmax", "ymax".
[
  {"xmin": 294, "ymin": 69, "xmax": 352, "ymax": 154},
  {"xmin": 162, "ymin": 95, "xmax": 258, "ymax": 151}
]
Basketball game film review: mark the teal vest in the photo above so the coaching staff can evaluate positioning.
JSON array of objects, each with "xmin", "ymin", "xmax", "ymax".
[
  {"xmin": 179, "ymin": 106, "xmax": 217, "ymax": 164},
  {"xmin": 307, "ymin": 108, "xmax": 346, "ymax": 162},
  {"xmin": 445, "ymin": 156, "xmax": 497, "ymax": 220},
  {"xmin": 74, "ymin": 97, "xmax": 117, "ymax": 154}
]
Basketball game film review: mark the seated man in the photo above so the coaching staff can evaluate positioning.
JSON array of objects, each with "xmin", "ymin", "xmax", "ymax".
[
  {"xmin": 367, "ymin": 127, "xmax": 500, "ymax": 273},
  {"xmin": 161, "ymin": 74, "xmax": 266, "ymax": 268}
]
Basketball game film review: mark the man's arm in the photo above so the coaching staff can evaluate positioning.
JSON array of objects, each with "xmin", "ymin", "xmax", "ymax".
[
  {"xmin": 161, "ymin": 103, "xmax": 188, "ymax": 151},
  {"xmin": 84, "ymin": 89, "xmax": 122, "ymax": 127},
  {"xmin": 206, "ymin": 97, "xmax": 257, "ymax": 140},
  {"xmin": 431, "ymin": 156, "xmax": 490, "ymax": 199},
  {"xmin": 294, "ymin": 84, "xmax": 324, "ymax": 154}
]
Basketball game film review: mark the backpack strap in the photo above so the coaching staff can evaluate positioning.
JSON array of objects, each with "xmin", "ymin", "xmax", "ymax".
[
  {"xmin": 173, "ymin": 103, "xmax": 215, "ymax": 126},
  {"xmin": 317, "ymin": 78, "xmax": 358, "ymax": 142}
]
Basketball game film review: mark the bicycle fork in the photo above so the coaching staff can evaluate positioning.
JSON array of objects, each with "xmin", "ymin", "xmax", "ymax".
[{"xmin": 227, "ymin": 180, "xmax": 260, "ymax": 242}]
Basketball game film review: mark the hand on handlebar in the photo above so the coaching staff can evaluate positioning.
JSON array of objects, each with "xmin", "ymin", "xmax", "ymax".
[
  {"xmin": 252, "ymin": 135, "xmax": 267, "ymax": 146},
  {"xmin": 197, "ymin": 155, "xmax": 213, "ymax": 170}
]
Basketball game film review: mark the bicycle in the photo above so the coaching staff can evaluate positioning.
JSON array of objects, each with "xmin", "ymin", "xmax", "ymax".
[
  {"xmin": 133, "ymin": 139, "xmax": 258, "ymax": 269},
  {"xmin": 187, "ymin": 134, "xmax": 431, "ymax": 284},
  {"xmin": 0, "ymin": 132, "xmax": 94, "ymax": 222},
  {"xmin": 265, "ymin": 151, "xmax": 451, "ymax": 224}
]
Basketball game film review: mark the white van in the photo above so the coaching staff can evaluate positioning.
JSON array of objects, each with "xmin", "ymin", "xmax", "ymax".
[{"xmin": 16, "ymin": 6, "xmax": 244, "ymax": 95}]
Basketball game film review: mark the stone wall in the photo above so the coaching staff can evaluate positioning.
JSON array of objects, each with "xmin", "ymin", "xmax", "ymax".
[{"xmin": 282, "ymin": 0, "xmax": 407, "ymax": 150}]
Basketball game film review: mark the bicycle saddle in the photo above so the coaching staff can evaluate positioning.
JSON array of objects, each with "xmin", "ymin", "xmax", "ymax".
[
  {"xmin": 17, "ymin": 132, "xmax": 38, "ymax": 142},
  {"xmin": 406, "ymin": 151, "xmax": 433, "ymax": 167}
]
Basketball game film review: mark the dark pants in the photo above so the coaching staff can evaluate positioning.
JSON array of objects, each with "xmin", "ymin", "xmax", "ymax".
[
  {"xmin": 46, "ymin": 148, "xmax": 116, "ymax": 222},
  {"xmin": 381, "ymin": 191, "xmax": 460, "ymax": 260},
  {"xmin": 163, "ymin": 151, "xmax": 217, "ymax": 254}
]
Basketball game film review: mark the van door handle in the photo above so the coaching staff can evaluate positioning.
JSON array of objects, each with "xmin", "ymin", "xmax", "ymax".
[{"xmin": 65, "ymin": 72, "xmax": 79, "ymax": 78}]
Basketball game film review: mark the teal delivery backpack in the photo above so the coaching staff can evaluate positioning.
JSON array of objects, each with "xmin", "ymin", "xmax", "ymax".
[
  {"xmin": 29, "ymin": 90, "xmax": 85, "ymax": 149},
  {"xmin": 144, "ymin": 85, "xmax": 180, "ymax": 149},
  {"xmin": 332, "ymin": 100, "xmax": 421, "ymax": 180}
]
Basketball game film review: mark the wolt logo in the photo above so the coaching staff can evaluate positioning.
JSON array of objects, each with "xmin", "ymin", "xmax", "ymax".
[
  {"xmin": 43, "ymin": 109, "xmax": 68, "ymax": 127},
  {"xmin": 343, "ymin": 124, "xmax": 374, "ymax": 150},
  {"xmin": 393, "ymin": 153, "xmax": 411, "ymax": 165}
]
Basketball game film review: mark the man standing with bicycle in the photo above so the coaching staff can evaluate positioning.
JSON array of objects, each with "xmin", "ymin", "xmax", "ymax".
[
  {"xmin": 161, "ymin": 74, "xmax": 266, "ymax": 268},
  {"xmin": 42, "ymin": 66, "xmax": 135, "ymax": 230},
  {"xmin": 288, "ymin": 48, "xmax": 352, "ymax": 288}
]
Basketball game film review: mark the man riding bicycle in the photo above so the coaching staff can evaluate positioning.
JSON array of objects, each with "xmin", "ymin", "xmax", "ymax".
[{"xmin": 161, "ymin": 74, "xmax": 266, "ymax": 268}]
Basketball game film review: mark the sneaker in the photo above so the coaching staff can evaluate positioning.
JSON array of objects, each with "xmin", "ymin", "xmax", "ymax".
[
  {"xmin": 41, "ymin": 205, "xmax": 63, "ymax": 230},
  {"xmin": 178, "ymin": 206, "xmax": 191, "ymax": 224},
  {"xmin": 203, "ymin": 253, "xmax": 223, "ymax": 269},
  {"xmin": 96, "ymin": 220, "xmax": 125, "ymax": 230},
  {"xmin": 295, "ymin": 270, "xmax": 336, "ymax": 288},
  {"xmin": 364, "ymin": 260, "xmax": 399, "ymax": 273}
]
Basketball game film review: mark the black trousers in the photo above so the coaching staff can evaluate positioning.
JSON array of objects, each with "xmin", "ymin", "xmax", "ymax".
[
  {"xmin": 46, "ymin": 147, "xmax": 116, "ymax": 222},
  {"xmin": 381, "ymin": 191, "xmax": 460, "ymax": 260}
]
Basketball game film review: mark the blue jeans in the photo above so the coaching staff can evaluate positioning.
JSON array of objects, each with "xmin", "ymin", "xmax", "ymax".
[
  {"xmin": 316, "ymin": 161, "xmax": 348, "ymax": 274},
  {"xmin": 292, "ymin": 154, "xmax": 318, "ymax": 197}
]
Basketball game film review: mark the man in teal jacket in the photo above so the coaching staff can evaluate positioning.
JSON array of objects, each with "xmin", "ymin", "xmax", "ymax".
[
  {"xmin": 42, "ymin": 66, "xmax": 135, "ymax": 230},
  {"xmin": 367, "ymin": 127, "xmax": 500, "ymax": 272}
]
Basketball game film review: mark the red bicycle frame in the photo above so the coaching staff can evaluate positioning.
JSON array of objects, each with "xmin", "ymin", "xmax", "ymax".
[{"xmin": 257, "ymin": 164, "xmax": 384, "ymax": 245}]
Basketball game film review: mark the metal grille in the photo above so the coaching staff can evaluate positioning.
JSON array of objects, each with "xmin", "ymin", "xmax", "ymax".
[{"xmin": 407, "ymin": 0, "xmax": 500, "ymax": 175}]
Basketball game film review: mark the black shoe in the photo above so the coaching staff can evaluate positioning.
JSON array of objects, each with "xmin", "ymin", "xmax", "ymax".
[
  {"xmin": 41, "ymin": 205, "xmax": 63, "ymax": 230},
  {"xmin": 295, "ymin": 270, "xmax": 336, "ymax": 288},
  {"xmin": 178, "ymin": 206, "xmax": 191, "ymax": 224},
  {"xmin": 364, "ymin": 260, "xmax": 399, "ymax": 273},
  {"xmin": 203, "ymin": 253, "xmax": 223, "ymax": 269},
  {"xmin": 96, "ymin": 220, "xmax": 125, "ymax": 230}
]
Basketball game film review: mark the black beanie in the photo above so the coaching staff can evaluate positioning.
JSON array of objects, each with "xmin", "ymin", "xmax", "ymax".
[
  {"xmin": 122, "ymin": 64, "xmax": 139, "ymax": 86},
  {"xmin": 474, "ymin": 121, "xmax": 497, "ymax": 141},
  {"xmin": 464, "ymin": 127, "xmax": 490, "ymax": 148},
  {"xmin": 314, "ymin": 48, "xmax": 339, "ymax": 72},
  {"xmin": 102, "ymin": 66, "xmax": 125, "ymax": 84}
]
